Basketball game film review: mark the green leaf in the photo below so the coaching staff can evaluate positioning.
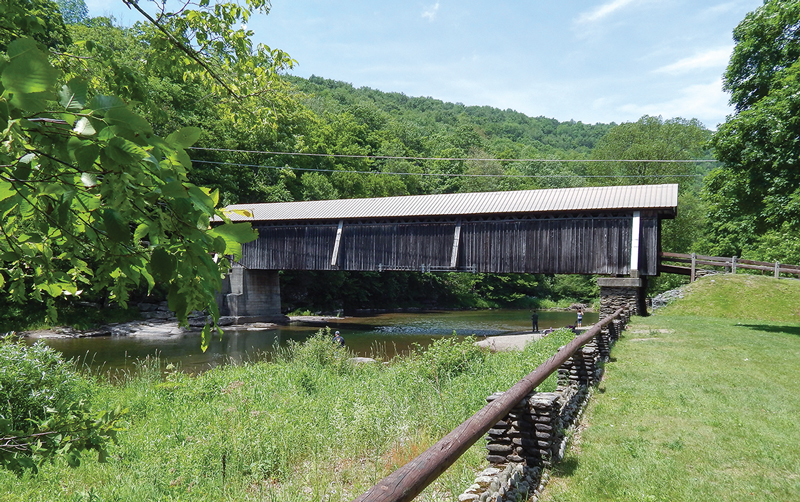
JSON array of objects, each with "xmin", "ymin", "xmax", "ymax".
[
  {"xmin": 161, "ymin": 181, "xmax": 187, "ymax": 198},
  {"xmin": 201, "ymin": 323, "xmax": 211, "ymax": 353},
  {"xmin": 87, "ymin": 95, "xmax": 125, "ymax": 114},
  {"xmin": 208, "ymin": 222, "xmax": 257, "ymax": 260},
  {"xmin": 104, "ymin": 137, "xmax": 148, "ymax": 165},
  {"xmin": 150, "ymin": 247, "xmax": 176, "ymax": 281},
  {"xmin": 166, "ymin": 127, "xmax": 202, "ymax": 148},
  {"xmin": 167, "ymin": 283, "xmax": 189, "ymax": 322},
  {"xmin": 8, "ymin": 91, "xmax": 53, "ymax": 113},
  {"xmin": 38, "ymin": 283, "xmax": 62, "ymax": 297},
  {"xmin": 133, "ymin": 223, "xmax": 149, "ymax": 243},
  {"xmin": 209, "ymin": 222, "xmax": 259, "ymax": 244},
  {"xmin": 105, "ymin": 106, "xmax": 153, "ymax": 134},
  {"xmin": 58, "ymin": 78, "xmax": 88, "ymax": 112},
  {"xmin": 73, "ymin": 142, "xmax": 100, "ymax": 170},
  {"xmin": 1, "ymin": 38, "xmax": 60, "ymax": 111},
  {"xmin": 102, "ymin": 209, "xmax": 131, "ymax": 243},
  {"xmin": 0, "ymin": 181, "xmax": 15, "ymax": 202}
]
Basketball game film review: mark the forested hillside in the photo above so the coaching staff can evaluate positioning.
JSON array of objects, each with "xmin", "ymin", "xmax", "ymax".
[{"xmin": 2, "ymin": 0, "xmax": 798, "ymax": 321}]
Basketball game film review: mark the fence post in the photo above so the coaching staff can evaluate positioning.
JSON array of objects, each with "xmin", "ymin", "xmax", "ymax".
[
  {"xmin": 775, "ymin": 262, "xmax": 780, "ymax": 278},
  {"xmin": 731, "ymin": 256, "xmax": 737, "ymax": 274},
  {"xmin": 690, "ymin": 253, "xmax": 696, "ymax": 282}
]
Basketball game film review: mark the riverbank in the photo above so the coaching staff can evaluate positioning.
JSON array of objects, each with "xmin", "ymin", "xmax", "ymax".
[{"xmin": 0, "ymin": 330, "xmax": 576, "ymax": 502}]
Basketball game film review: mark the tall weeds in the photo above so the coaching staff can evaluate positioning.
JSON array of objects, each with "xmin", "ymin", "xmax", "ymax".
[{"xmin": 0, "ymin": 329, "xmax": 575, "ymax": 501}]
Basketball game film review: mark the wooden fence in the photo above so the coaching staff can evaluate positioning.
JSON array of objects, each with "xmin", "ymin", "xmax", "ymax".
[
  {"xmin": 353, "ymin": 308, "xmax": 626, "ymax": 502},
  {"xmin": 658, "ymin": 252, "xmax": 800, "ymax": 282}
]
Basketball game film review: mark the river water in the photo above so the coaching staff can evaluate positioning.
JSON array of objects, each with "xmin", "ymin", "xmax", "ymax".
[{"xmin": 35, "ymin": 309, "xmax": 597, "ymax": 374}]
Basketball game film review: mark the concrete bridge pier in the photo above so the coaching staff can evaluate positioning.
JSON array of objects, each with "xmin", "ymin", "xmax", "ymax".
[
  {"xmin": 218, "ymin": 266, "xmax": 288, "ymax": 324},
  {"xmin": 597, "ymin": 276, "xmax": 648, "ymax": 318}
]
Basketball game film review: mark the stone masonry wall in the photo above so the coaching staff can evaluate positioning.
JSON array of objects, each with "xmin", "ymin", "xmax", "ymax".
[{"xmin": 459, "ymin": 314, "xmax": 628, "ymax": 502}]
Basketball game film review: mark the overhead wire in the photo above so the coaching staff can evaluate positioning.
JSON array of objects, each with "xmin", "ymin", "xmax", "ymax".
[
  {"xmin": 188, "ymin": 146, "xmax": 718, "ymax": 164},
  {"xmin": 190, "ymin": 159, "xmax": 706, "ymax": 178}
]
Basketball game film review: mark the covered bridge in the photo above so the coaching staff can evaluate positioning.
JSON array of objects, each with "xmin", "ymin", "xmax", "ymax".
[{"xmin": 219, "ymin": 184, "xmax": 678, "ymax": 322}]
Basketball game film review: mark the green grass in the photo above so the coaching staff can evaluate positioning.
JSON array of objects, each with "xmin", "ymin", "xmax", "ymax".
[
  {"xmin": 543, "ymin": 275, "xmax": 800, "ymax": 502},
  {"xmin": 0, "ymin": 330, "xmax": 575, "ymax": 502},
  {"xmin": 657, "ymin": 273, "xmax": 800, "ymax": 321}
]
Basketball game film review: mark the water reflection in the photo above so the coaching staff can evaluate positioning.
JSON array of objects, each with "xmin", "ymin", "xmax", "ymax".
[{"xmin": 32, "ymin": 309, "xmax": 598, "ymax": 374}]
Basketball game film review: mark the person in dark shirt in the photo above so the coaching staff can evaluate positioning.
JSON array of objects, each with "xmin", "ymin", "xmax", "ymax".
[
  {"xmin": 530, "ymin": 311, "xmax": 539, "ymax": 333},
  {"xmin": 332, "ymin": 330, "xmax": 344, "ymax": 347}
]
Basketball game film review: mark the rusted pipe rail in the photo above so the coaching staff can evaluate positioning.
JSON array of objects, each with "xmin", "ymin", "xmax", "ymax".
[{"xmin": 353, "ymin": 308, "xmax": 625, "ymax": 502}]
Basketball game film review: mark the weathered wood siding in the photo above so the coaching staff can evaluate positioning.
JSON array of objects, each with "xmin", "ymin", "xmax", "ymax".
[
  {"xmin": 339, "ymin": 222, "xmax": 453, "ymax": 270},
  {"xmin": 239, "ymin": 224, "xmax": 338, "ymax": 270},
  {"xmin": 638, "ymin": 214, "xmax": 659, "ymax": 276},
  {"xmin": 458, "ymin": 217, "xmax": 633, "ymax": 274},
  {"xmin": 239, "ymin": 212, "xmax": 661, "ymax": 276}
]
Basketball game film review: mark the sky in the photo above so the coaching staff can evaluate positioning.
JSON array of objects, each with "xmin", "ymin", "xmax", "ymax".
[{"xmin": 86, "ymin": 0, "xmax": 765, "ymax": 130}]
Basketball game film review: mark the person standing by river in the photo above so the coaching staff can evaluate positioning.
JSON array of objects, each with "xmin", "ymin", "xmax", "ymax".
[
  {"xmin": 576, "ymin": 309, "xmax": 583, "ymax": 328},
  {"xmin": 333, "ymin": 331, "xmax": 345, "ymax": 347},
  {"xmin": 530, "ymin": 311, "xmax": 539, "ymax": 333}
]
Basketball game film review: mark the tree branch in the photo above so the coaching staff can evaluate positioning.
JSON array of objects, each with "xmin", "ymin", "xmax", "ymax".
[{"xmin": 122, "ymin": 0, "xmax": 241, "ymax": 100}]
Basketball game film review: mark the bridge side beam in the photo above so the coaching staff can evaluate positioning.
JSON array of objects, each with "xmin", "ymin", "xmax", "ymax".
[
  {"xmin": 331, "ymin": 220, "xmax": 344, "ymax": 268},
  {"xmin": 450, "ymin": 219, "xmax": 462, "ymax": 269},
  {"xmin": 630, "ymin": 210, "xmax": 640, "ymax": 276}
]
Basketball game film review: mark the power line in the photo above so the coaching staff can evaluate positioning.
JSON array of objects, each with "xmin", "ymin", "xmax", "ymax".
[
  {"xmin": 188, "ymin": 146, "xmax": 718, "ymax": 164},
  {"xmin": 191, "ymin": 159, "xmax": 705, "ymax": 178}
]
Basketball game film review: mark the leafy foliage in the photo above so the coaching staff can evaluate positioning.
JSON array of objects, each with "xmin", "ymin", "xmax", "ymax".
[
  {"xmin": 589, "ymin": 115, "xmax": 711, "ymax": 188},
  {"xmin": 706, "ymin": 0, "xmax": 800, "ymax": 261},
  {"xmin": 0, "ymin": 1, "xmax": 278, "ymax": 346},
  {"xmin": 416, "ymin": 335, "xmax": 486, "ymax": 382},
  {"xmin": 0, "ymin": 338, "xmax": 124, "ymax": 473},
  {"xmin": 56, "ymin": 0, "xmax": 88, "ymax": 25}
]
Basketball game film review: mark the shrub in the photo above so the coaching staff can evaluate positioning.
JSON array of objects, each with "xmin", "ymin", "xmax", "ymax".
[
  {"xmin": 284, "ymin": 327, "xmax": 351, "ymax": 373},
  {"xmin": 0, "ymin": 340, "xmax": 86, "ymax": 428},
  {"xmin": 0, "ymin": 338, "xmax": 124, "ymax": 473},
  {"xmin": 417, "ymin": 334, "xmax": 486, "ymax": 381}
]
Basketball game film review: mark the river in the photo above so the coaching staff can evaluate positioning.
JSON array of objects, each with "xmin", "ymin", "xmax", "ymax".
[{"xmin": 33, "ymin": 309, "xmax": 598, "ymax": 374}]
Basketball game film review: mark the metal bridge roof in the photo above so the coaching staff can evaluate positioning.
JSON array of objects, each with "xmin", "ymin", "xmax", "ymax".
[{"xmin": 223, "ymin": 184, "xmax": 678, "ymax": 222}]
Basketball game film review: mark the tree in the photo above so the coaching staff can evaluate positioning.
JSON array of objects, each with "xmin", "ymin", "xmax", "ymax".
[
  {"xmin": 589, "ymin": 115, "xmax": 710, "ymax": 188},
  {"xmin": 0, "ymin": 0, "xmax": 298, "ymax": 349},
  {"xmin": 705, "ymin": 0, "xmax": 800, "ymax": 259},
  {"xmin": 588, "ymin": 115, "xmax": 711, "ymax": 255},
  {"xmin": 56, "ymin": 0, "xmax": 88, "ymax": 25}
]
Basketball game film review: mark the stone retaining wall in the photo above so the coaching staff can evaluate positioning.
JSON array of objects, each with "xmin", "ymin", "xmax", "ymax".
[{"xmin": 459, "ymin": 315, "xmax": 627, "ymax": 502}]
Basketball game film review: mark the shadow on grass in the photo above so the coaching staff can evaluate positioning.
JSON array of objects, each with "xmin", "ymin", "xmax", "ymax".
[
  {"xmin": 551, "ymin": 457, "xmax": 579, "ymax": 477},
  {"xmin": 740, "ymin": 324, "xmax": 800, "ymax": 337}
]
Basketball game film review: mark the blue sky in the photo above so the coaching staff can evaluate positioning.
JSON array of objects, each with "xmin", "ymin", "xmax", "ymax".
[{"xmin": 87, "ymin": 0, "xmax": 764, "ymax": 129}]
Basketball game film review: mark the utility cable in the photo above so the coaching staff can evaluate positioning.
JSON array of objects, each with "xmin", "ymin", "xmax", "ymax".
[
  {"xmin": 190, "ymin": 159, "xmax": 704, "ymax": 178},
  {"xmin": 188, "ymin": 146, "xmax": 718, "ymax": 164}
]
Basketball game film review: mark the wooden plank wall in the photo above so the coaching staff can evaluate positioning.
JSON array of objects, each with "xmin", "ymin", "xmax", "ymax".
[
  {"xmin": 459, "ymin": 217, "xmax": 634, "ymax": 274},
  {"xmin": 340, "ymin": 222, "xmax": 453, "ymax": 270},
  {"xmin": 240, "ymin": 213, "xmax": 661, "ymax": 276}
]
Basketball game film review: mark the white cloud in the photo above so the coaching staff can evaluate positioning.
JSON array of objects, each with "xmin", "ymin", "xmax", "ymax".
[
  {"xmin": 576, "ymin": 0, "xmax": 640, "ymax": 24},
  {"xmin": 654, "ymin": 47, "xmax": 732, "ymax": 75},
  {"xmin": 422, "ymin": 2, "xmax": 440, "ymax": 22},
  {"xmin": 700, "ymin": 2, "xmax": 740, "ymax": 17},
  {"xmin": 618, "ymin": 78, "xmax": 730, "ymax": 128}
]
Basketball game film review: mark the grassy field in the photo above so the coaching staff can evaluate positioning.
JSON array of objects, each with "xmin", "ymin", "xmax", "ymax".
[
  {"xmin": 0, "ymin": 330, "xmax": 574, "ymax": 502},
  {"xmin": 543, "ymin": 274, "xmax": 800, "ymax": 502}
]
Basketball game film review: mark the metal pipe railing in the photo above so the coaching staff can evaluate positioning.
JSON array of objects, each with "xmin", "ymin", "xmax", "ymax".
[{"xmin": 353, "ymin": 308, "xmax": 625, "ymax": 502}]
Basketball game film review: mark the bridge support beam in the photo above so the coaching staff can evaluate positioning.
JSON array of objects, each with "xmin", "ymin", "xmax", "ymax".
[
  {"xmin": 597, "ymin": 277, "xmax": 648, "ymax": 318},
  {"xmin": 218, "ymin": 266, "xmax": 288, "ymax": 324}
]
